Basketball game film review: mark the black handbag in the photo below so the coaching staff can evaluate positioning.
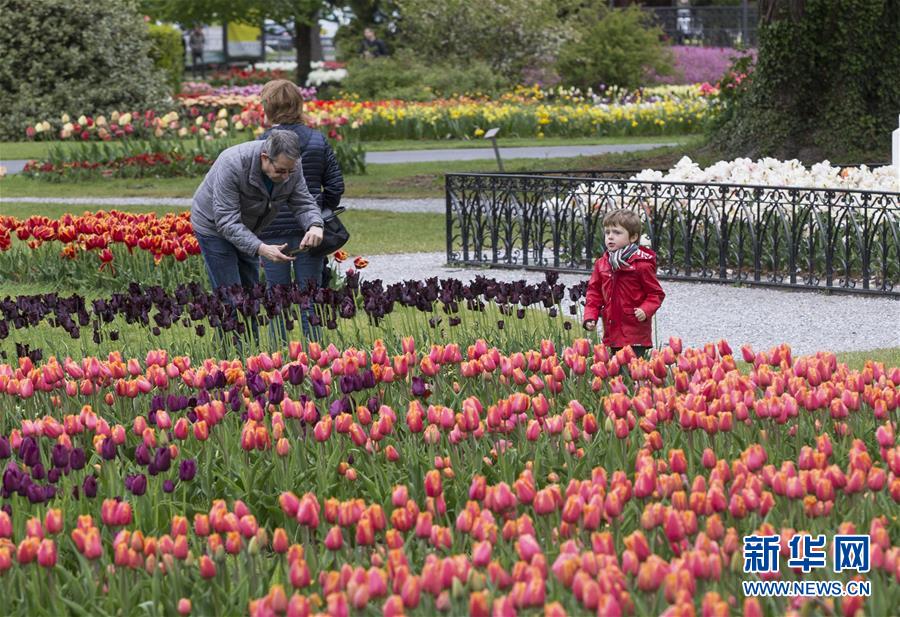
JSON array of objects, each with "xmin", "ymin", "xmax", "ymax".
[{"xmin": 309, "ymin": 207, "xmax": 350, "ymax": 257}]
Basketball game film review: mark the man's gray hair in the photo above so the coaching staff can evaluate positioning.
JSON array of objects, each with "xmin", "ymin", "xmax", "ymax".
[{"xmin": 264, "ymin": 129, "xmax": 301, "ymax": 161}]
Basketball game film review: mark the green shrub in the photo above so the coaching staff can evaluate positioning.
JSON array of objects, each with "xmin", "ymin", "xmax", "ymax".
[
  {"xmin": 557, "ymin": 6, "xmax": 674, "ymax": 91},
  {"xmin": 148, "ymin": 23, "xmax": 185, "ymax": 94},
  {"xmin": 395, "ymin": 0, "xmax": 567, "ymax": 82},
  {"xmin": 341, "ymin": 51, "xmax": 511, "ymax": 101},
  {"xmin": 0, "ymin": 0, "xmax": 167, "ymax": 141}
]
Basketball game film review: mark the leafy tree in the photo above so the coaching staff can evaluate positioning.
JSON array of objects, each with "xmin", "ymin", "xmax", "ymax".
[
  {"xmin": 713, "ymin": 0, "xmax": 900, "ymax": 161},
  {"xmin": 0, "ymin": 0, "xmax": 167, "ymax": 140},
  {"xmin": 142, "ymin": 0, "xmax": 330, "ymax": 85},
  {"xmin": 556, "ymin": 6, "xmax": 673, "ymax": 91}
]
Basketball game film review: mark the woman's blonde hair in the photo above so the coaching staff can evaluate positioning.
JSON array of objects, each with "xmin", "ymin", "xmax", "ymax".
[{"xmin": 260, "ymin": 79, "xmax": 304, "ymax": 125}]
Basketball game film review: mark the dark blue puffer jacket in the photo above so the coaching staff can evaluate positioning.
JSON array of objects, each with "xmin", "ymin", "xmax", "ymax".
[{"xmin": 258, "ymin": 124, "xmax": 345, "ymax": 239}]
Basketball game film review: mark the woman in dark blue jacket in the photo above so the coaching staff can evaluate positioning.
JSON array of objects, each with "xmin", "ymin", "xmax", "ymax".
[{"xmin": 259, "ymin": 79, "xmax": 345, "ymax": 340}]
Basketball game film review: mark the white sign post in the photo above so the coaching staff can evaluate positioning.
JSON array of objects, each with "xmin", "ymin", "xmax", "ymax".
[{"xmin": 893, "ymin": 114, "xmax": 900, "ymax": 190}]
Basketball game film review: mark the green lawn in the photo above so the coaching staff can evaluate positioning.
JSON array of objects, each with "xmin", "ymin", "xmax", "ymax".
[
  {"xmin": 833, "ymin": 347, "xmax": 900, "ymax": 372},
  {"xmin": 0, "ymin": 141, "xmax": 708, "ymax": 200},
  {"xmin": 0, "ymin": 134, "xmax": 696, "ymax": 160}
]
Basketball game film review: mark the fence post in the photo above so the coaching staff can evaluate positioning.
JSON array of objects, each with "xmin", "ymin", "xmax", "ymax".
[
  {"xmin": 741, "ymin": 0, "xmax": 749, "ymax": 45},
  {"xmin": 892, "ymin": 114, "xmax": 900, "ymax": 189}
]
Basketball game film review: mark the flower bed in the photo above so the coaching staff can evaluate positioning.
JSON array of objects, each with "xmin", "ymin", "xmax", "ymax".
[
  {"xmin": 21, "ymin": 86, "xmax": 711, "ymax": 144},
  {"xmin": 0, "ymin": 304, "xmax": 897, "ymax": 615}
]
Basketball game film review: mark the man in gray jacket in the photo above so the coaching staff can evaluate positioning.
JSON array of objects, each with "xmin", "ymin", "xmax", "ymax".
[{"xmin": 191, "ymin": 130, "xmax": 324, "ymax": 292}]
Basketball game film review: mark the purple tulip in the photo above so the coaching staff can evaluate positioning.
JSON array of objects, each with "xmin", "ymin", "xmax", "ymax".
[
  {"xmin": 70, "ymin": 448, "xmax": 86, "ymax": 470},
  {"xmin": 0, "ymin": 436, "xmax": 10, "ymax": 459},
  {"xmin": 179, "ymin": 459, "xmax": 197, "ymax": 482},
  {"xmin": 26, "ymin": 482, "xmax": 45, "ymax": 503},
  {"xmin": 31, "ymin": 463, "xmax": 46, "ymax": 480},
  {"xmin": 48, "ymin": 468, "xmax": 61, "ymax": 484},
  {"xmin": 126, "ymin": 474, "xmax": 147, "ymax": 496},
  {"xmin": 247, "ymin": 372, "xmax": 266, "ymax": 396},
  {"xmin": 153, "ymin": 447, "xmax": 171, "ymax": 473},
  {"xmin": 82, "ymin": 475, "xmax": 98, "ymax": 498},
  {"xmin": 163, "ymin": 479, "xmax": 176, "ymax": 493},
  {"xmin": 51, "ymin": 444, "xmax": 70, "ymax": 468},
  {"xmin": 312, "ymin": 379, "xmax": 328, "ymax": 399},
  {"xmin": 101, "ymin": 437, "xmax": 117, "ymax": 460},
  {"xmin": 268, "ymin": 382, "xmax": 284, "ymax": 405},
  {"xmin": 135, "ymin": 443, "xmax": 151, "ymax": 466},
  {"xmin": 411, "ymin": 376, "xmax": 428, "ymax": 398},
  {"xmin": 18, "ymin": 436, "xmax": 41, "ymax": 468},
  {"xmin": 3, "ymin": 462, "xmax": 23, "ymax": 492},
  {"xmin": 287, "ymin": 364, "xmax": 305, "ymax": 385}
]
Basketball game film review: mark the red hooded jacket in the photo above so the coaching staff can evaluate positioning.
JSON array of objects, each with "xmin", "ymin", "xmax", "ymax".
[{"xmin": 583, "ymin": 247, "xmax": 665, "ymax": 347}]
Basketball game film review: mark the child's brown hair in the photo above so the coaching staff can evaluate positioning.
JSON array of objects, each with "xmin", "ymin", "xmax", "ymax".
[
  {"xmin": 260, "ymin": 79, "xmax": 304, "ymax": 125},
  {"xmin": 602, "ymin": 208, "xmax": 642, "ymax": 239}
]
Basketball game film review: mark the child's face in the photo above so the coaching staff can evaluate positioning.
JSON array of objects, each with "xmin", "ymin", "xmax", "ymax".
[{"xmin": 604, "ymin": 224, "xmax": 638, "ymax": 251}]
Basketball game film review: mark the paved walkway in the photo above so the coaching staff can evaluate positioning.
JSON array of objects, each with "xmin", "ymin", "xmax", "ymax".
[
  {"xmin": 352, "ymin": 252, "xmax": 900, "ymax": 356},
  {"xmin": 0, "ymin": 142, "xmax": 677, "ymax": 176}
]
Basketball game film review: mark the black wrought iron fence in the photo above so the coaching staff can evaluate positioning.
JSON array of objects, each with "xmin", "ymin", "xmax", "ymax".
[
  {"xmin": 647, "ymin": 6, "xmax": 759, "ymax": 48},
  {"xmin": 445, "ymin": 172, "xmax": 900, "ymax": 296}
]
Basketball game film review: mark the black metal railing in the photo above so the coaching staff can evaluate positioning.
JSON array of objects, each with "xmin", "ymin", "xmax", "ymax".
[
  {"xmin": 647, "ymin": 6, "xmax": 759, "ymax": 48},
  {"xmin": 445, "ymin": 172, "xmax": 900, "ymax": 296}
]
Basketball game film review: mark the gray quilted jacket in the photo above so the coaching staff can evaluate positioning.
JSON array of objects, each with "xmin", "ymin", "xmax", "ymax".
[{"xmin": 190, "ymin": 140, "xmax": 323, "ymax": 256}]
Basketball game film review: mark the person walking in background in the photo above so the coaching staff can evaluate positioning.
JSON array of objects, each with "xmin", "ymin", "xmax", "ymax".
[
  {"xmin": 189, "ymin": 24, "xmax": 206, "ymax": 79},
  {"xmin": 259, "ymin": 79, "xmax": 345, "ymax": 341},
  {"xmin": 358, "ymin": 27, "xmax": 388, "ymax": 58},
  {"xmin": 582, "ymin": 209, "xmax": 666, "ymax": 359},
  {"xmin": 191, "ymin": 130, "xmax": 324, "ymax": 348}
]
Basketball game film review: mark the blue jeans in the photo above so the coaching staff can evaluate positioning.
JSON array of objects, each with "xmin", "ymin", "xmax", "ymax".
[
  {"xmin": 196, "ymin": 233, "xmax": 260, "ymax": 349},
  {"xmin": 260, "ymin": 235, "xmax": 324, "ymax": 341}
]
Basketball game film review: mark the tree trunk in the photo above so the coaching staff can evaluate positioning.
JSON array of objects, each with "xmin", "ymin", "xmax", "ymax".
[{"xmin": 294, "ymin": 21, "xmax": 313, "ymax": 87}]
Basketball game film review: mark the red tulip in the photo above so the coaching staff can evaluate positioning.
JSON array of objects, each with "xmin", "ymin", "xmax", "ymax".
[
  {"xmin": 177, "ymin": 598, "xmax": 192, "ymax": 616},
  {"xmin": 516, "ymin": 534, "xmax": 542, "ymax": 563},
  {"xmin": 199, "ymin": 555, "xmax": 216, "ymax": 579},
  {"xmin": 425, "ymin": 469, "xmax": 443, "ymax": 497},
  {"xmin": 400, "ymin": 576, "xmax": 421, "ymax": 609},
  {"xmin": 469, "ymin": 591, "xmax": 490, "ymax": 617},
  {"xmin": 37, "ymin": 538, "xmax": 57, "ymax": 568},
  {"xmin": 325, "ymin": 526, "xmax": 344, "ymax": 551}
]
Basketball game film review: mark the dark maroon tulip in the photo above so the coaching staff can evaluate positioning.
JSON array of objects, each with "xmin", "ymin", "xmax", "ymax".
[
  {"xmin": 163, "ymin": 480, "xmax": 176, "ymax": 493},
  {"xmin": 0, "ymin": 436, "xmax": 10, "ymax": 459}
]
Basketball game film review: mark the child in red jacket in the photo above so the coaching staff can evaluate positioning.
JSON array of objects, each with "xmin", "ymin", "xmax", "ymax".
[{"xmin": 582, "ymin": 209, "xmax": 665, "ymax": 358}]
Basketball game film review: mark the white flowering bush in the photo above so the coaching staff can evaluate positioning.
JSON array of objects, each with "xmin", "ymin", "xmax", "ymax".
[{"xmin": 631, "ymin": 157, "xmax": 898, "ymax": 192}]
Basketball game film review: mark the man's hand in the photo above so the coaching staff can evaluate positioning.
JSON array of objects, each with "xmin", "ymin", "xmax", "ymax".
[
  {"xmin": 583, "ymin": 319, "xmax": 597, "ymax": 331},
  {"xmin": 258, "ymin": 243, "xmax": 294, "ymax": 263},
  {"xmin": 634, "ymin": 308, "xmax": 647, "ymax": 322},
  {"xmin": 300, "ymin": 226, "xmax": 323, "ymax": 250}
]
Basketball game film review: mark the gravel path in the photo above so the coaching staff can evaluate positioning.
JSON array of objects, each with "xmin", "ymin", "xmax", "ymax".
[
  {"xmin": 350, "ymin": 252, "xmax": 900, "ymax": 356},
  {"xmin": 0, "ymin": 196, "xmax": 445, "ymax": 213}
]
